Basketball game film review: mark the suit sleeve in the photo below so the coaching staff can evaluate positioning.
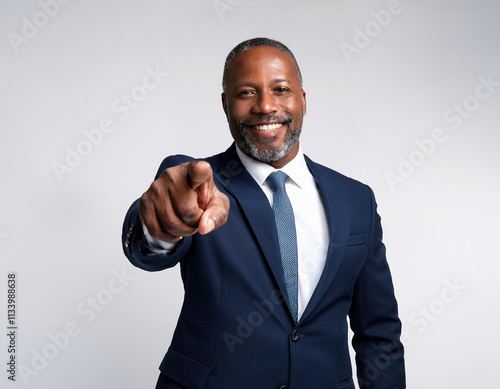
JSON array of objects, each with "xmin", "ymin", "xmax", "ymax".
[
  {"xmin": 349, "ymin": 186, "xmax": 406, "ymax": 388},
  {"xmin": 121, "ymin": 154, "xmax": 195, "ymax": 272}
]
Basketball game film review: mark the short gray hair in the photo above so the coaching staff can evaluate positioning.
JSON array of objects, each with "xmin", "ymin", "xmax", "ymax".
[{"xmin": 222, "ymin": 37, "xmax": 303, "ymax": 91}]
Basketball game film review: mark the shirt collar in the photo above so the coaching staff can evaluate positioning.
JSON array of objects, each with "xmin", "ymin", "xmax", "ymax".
[{"xmin": 235, "ymin": 145, "xmax": 309, "ymax": 189}]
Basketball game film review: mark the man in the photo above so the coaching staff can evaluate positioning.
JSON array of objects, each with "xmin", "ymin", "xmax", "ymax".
[{"xmin": 122, "ymin": 37, "xmax": 405, "ymax": 389}]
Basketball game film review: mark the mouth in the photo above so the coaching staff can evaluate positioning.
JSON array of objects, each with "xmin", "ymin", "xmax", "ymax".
[
  {"xmin": 246, "ymin": 122, "xmax": 287, "ymax": 139},
  {"xmin": 251, "ymin": 122, "xmax": 283, "ymax": 132}
]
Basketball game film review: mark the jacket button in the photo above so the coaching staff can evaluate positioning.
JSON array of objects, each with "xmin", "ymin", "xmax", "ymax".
[
  {"xmin": 278, "ymin": 386, "xmax": 288, "ymax": 389},
  {"xmin": 291, "ymin": 329, "xmax": 300, "ymax": 342},
  {"xmin": 125, "ymin": 225, "xmax": 134, "ymax": 249}
]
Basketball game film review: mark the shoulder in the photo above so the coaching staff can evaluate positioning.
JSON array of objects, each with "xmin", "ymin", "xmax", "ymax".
[
  {"xmin": 305, "ymin": 156, "xmax": 378, "ymax": 227},
  {"xmin": 154, "ymin": 150, "xmax": 228, "ymax": 180},
  {"xmin": 305, "ymin": 155, "xmax": 371, "ymax": 195}
]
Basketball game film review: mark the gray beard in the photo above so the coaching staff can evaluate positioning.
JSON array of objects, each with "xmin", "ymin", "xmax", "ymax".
[{"xmin": 238, "ymin": 127, "xmax": 301, "ymax": 163}]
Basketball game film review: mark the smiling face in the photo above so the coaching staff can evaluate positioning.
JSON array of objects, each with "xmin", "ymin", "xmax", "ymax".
[{"xmin": 222, "ymin": 46, "xmax": 306, "ymax": 168}]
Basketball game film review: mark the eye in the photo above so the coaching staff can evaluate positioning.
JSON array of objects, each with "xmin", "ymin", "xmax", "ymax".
[
  {"xmin": 274, "ymin": 86, "xmax": 290, "ymax": 94},
  {"xmin": 237, "ymin": 89, "xmax": 256, "ymax": 97}
]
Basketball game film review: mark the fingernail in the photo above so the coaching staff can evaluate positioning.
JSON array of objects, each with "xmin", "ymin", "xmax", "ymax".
[{"xmin": 206, "ymin": 219, "xmax": 215, "ymax": 233}]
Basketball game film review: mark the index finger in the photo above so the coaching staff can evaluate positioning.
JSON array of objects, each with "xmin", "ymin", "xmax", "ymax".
[{"xmin": 187, "ymin": 161, "xmax": 213, "ymax": 190}]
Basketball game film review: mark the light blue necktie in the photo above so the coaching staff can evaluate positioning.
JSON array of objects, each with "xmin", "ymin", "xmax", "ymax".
[{"xmin": 266, "ymin": 171, "xmax": 298, "ymax": 323}]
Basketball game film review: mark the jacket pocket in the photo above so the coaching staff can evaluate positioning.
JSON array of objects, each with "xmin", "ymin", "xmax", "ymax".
[
  {"xmin": 159, "ymin": 347, "xmax": 214, "ymax": 389},
  {"xmin": 347, "ymin": 233, "xmax": 366, "ymax": 246},
  {"xmin": 337, "ymin": 377, "xmax": 355, "ymax": 388}
]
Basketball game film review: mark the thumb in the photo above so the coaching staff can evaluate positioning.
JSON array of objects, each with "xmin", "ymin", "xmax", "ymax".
[{"xmin": 198, "ymin": 191, "xmax": 230, "ymax": 235}]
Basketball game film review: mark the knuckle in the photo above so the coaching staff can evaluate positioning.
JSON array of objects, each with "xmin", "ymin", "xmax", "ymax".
[
  {"xmin": 160, "ymin": 168, "xmax": 175, "ymax": 182},
  {"xmin": 140, "ymin": 190, "xmax": 152, "ymax": 203},
  {"xmin": 159, "ymin": 168, "xmax": 182, "ymax": 190},
  {"xmin": 145, "ymin": 182, "xmax": 163, "ymax": 201},
  {"xmin": 181, "ymin": 208, "xmax": 202, "ymax": 227},
  {"xmin": 152, "ymin": 177, "xmax": 167, "ymax": 192}
]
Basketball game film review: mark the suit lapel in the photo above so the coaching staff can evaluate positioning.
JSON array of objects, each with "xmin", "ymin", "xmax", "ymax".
[
  {"xmin": 216, "ymin": 145, "xmax": 293, "ymax": 317},
  {"xmin": 299, "ymin": 156, "xmax": 351, "ymax": 324},
  {"xmin": 215, "ymin": 147, "xmax": 352, "ymax": 325}
]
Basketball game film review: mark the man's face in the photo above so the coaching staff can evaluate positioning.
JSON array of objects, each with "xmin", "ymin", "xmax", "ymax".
[{"xmin": 222, "ymin": 46, "xmax": 306, "ymax": 168}]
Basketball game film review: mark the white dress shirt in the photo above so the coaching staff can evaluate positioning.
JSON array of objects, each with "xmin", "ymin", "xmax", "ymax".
[
  {"xmin": 143, "ymin": 146, "xmax": 330, "ymax": 321},
  {"xmin": 235, "ymin": 147, "xmax": 329, "ymax": 321}
]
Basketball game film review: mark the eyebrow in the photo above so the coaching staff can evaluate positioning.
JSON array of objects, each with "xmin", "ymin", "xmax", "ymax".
[
  {"xmin": 236, "ymin": 79, "xmax": 293, "ymax": 88},
  {"xmin": 272, "ymin": 78, "xmax": 292, "ymax": 84}
]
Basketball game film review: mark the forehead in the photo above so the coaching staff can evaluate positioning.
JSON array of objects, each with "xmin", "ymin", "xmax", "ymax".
[{"xmin": 226, "ymin": 46, "xmax": 300, "ymax": 85}]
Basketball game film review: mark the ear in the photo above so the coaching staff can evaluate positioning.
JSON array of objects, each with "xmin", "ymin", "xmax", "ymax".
[
  {"xmin": 221, "ymin": 93, "xmax": 228, "ymax": 119},
  {"xmin": 301, "ymin": 89, "xmax": 307, "ymax": 116}
]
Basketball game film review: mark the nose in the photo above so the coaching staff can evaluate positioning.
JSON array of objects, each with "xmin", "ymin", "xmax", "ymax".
[{"xmin": 252, "ymin": 91, "xmax": 278, "ymax": 114}]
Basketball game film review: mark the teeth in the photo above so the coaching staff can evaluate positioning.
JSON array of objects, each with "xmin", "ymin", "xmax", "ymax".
[{"xmin": 254, "ymin": 123, "xmax": 283, "ymax": 132}]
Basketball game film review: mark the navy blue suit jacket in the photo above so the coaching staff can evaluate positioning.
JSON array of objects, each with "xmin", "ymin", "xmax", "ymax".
[{"xmin": 122, "ymin": 144, "xmax": 405, "ymax": 389}]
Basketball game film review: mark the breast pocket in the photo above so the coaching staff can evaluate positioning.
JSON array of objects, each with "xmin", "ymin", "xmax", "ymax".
[{"xmin": 347, "ymin": 233, "xmax": 366, "ymax": 246}]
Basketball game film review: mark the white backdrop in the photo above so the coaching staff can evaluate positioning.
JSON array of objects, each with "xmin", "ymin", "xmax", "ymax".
[{"xmin": 1, "ymin": 0, "xmax": 499, "ymax": 388}]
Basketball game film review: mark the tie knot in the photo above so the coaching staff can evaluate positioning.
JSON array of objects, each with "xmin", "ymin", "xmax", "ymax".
[{"xmin": 266, "ymin": 171, "xmax": 289, "ymax": 192}]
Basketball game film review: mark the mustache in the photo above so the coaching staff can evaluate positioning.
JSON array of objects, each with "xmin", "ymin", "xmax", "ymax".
[{"xmin": 240, "ymin": 114, "xmax": 293, "ymax": 127}]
